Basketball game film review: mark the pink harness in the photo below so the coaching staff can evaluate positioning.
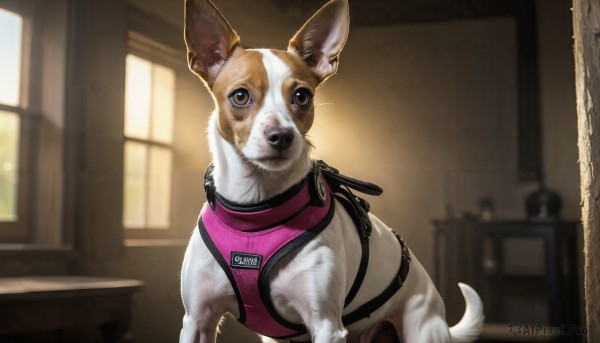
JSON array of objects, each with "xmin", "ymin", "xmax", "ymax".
[
  {"xmin": 199, "ymin": 162, "xmax": 410, "ymax": 340},
  {"xmin": 199, "ymin": 176, "xmax": 334, "ymax": 338}
]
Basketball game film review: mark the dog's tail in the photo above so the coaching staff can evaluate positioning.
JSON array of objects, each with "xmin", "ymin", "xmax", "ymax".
[{"xmin": 449, "ymin": 283, "xmax": 484, "ymax": 343}]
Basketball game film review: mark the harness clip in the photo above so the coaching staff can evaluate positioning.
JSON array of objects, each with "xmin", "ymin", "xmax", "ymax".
[
  {"xmin": 309, "ymin": 162, "xmax": 328, "ymax": 207},
  {"xmin": 352, "ymin": 195, "xmax": 372, "ymax": 240},
  {"xmin": 356, "ymin": 196, "xmax": 371, "ymax": 212},
  {"xmin": 204, "ymin": 164, "xmax": 216, "ymax": 210}
]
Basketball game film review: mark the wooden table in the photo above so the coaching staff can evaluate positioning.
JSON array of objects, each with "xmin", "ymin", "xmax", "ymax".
[{"xmin": 0, "ymin": 276, "xmax": 144, "ymax": 342}]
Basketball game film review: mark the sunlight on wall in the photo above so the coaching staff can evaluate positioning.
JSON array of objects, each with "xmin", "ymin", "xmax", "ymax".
[{"xmin": 309, "ymin": 90, "xmax": 372, "ymax": 175}]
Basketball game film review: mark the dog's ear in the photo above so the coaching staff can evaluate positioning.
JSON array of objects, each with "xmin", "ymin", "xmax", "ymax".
[
  {"xmin": 288, "ymin": 0, "xmax": 349, "ymax": 83},
  {"xmin": 184, "ymin": 0, "xmax": 241, "ymax": 86}
]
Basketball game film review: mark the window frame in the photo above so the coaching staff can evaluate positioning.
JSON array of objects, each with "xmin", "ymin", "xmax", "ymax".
[
  {"xmin": 0, "ymin": 0, "xmax": 37, "ymax": 242},
  {"xmin": 0, "ymin": 0, "xmax": 69, "ymax": 246},
  {"xmin": 123, "ymin": 32, "xmax": 182, "ymax": 241}
]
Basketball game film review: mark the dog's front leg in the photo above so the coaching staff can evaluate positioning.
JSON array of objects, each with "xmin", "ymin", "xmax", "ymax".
[
  {"xmin": 309, "ymin": 317, "xmax": 348, "ymax": 343},
  {"xmin": 303, "ymin": 267, "xmax": 349, "ymax": 343},
  {"xmin": 179, "ymin": 314, "xmax": 199, "ymax": 343},
  {"xmin": 180, "ymin": 312, "xmax": 225, "ymax": 343},
  {"xmin": 180, "ymin": 230, "xmax": 236, "ymax": 343},
  {"xmin": 272, "ymin": 235, "xmax": 350, "ymax": 343},
  {"xmin": 180, "ymin": 282, "xmax": 234, "ymax": 343},
  {"xmin": 291, "ymin": 299, "xmax": 347, "ymax": 343}
]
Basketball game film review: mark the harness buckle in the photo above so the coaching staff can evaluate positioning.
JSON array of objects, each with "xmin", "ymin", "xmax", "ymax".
[
  {"xmin": 309, "ymin": 162, "xmax": 328, "ymax": 207},
  {"xmin": 351, "ymin": 195, "xmax": 372, "ymax": 240},
  {"xmin": 356, "ymin": 196, "xmax": 371, "ymax": 212},
  {"xmin": 204, "ymin": 164, "xmax": 216, "ymax": 210}
]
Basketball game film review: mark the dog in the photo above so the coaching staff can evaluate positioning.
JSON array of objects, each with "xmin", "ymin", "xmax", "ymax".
[{"xmin": 179, "ymin": 0, "xmax": 484, "ymax": 342}]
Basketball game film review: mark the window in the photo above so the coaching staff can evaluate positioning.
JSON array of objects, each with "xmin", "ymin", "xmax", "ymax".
[
  {"xmin": 123, "ymin": 53, "xmax": 175, "ymax": 230},
  {"xmin": 0, "ymin": 6, "xmax": 25, "ymax": 238},
  {"xmin": 122, "ymin": 24, "xmax": 207, "ymax": 244},
  {"xmin": 0, "ymin": 0, "xmax": 68, "ymax": 245}
]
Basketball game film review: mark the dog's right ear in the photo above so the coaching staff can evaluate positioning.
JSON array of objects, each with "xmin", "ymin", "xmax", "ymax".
[{"xmin": 184, "ymin": 0, "xmax": 240, "ymax": 86}]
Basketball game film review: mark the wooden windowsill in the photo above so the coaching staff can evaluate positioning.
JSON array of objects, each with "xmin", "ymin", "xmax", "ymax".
[{"xmin": 0, "ymin": 276, "xmax": 144, "ymax": 301}]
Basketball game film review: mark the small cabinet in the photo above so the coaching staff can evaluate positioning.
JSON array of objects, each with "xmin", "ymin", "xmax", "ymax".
[{"xmin": 433, "ymin": 220, "xmax": 581, "ymax": 341}]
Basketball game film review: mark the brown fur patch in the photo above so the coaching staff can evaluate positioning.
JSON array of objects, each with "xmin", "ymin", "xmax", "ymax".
[
  {"xmin": 271, "ymin": 50, "xmax": 320, "ymax": 135},
  {"xmin": 211, "ymin": 50, "xmax": 269, "ymax": 149}
]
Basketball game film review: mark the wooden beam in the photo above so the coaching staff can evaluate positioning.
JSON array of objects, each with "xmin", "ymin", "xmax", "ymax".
[{"xmin": 573, "ymin": 0, "xmax": 600, "ymax": 340}]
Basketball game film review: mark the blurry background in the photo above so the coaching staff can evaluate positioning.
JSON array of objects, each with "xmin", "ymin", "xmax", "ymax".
[{"xmin": 0, "ymin": 0, "xmax": 581, "ymax": 342}]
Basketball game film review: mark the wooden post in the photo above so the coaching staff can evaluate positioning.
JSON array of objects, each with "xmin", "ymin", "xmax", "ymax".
[{"xmin": 573, "ymin": 0, "xmax": 600, "ymax": 340}]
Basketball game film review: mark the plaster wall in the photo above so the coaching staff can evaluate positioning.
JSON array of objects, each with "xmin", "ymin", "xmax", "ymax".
[{"xmin": 0, "ymin": 0, "xmax": 579, "ymax": 342}]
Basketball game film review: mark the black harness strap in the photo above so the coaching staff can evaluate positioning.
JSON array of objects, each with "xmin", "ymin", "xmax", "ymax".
[
  {"xmin": 319, "ymin": 159, "xmax": 375, "ymax": 308},
  {"xmin": 342, "ymin": 233, "xmax": 410, "ymax": 327},
  {"xmin": 334, "ymin": 188, "xmax": 370, "ymax": 308},
  {"xmin": 318, "ymin": 160, "xmax": 411, "ymax": 326},
  {"xmin": 317, "ymin": 160, "xmax": 383, "ymax": 196},
  {"xmin": 198, "ymin": 219, "xmax": 247, "ymax": 324}
]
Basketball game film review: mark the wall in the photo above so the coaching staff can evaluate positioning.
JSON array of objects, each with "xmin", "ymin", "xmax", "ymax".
[
  {"xmin": 536, "ymin": 0, "xmax": 580, "ymax": 219},
  {"xmin": 0, "ymin": 0, "xmax": 579, "ymax": 342}
]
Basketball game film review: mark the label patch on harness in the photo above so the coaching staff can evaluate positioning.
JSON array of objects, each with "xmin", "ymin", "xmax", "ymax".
[{"xmin": 230, "ymin": 252, "xmax": 263, "ymax": 269}]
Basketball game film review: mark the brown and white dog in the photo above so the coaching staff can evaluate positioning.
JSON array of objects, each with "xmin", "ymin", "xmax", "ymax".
[{"xmin": 179, "ymin": 0, "xmax": 484, "ymax": 342}]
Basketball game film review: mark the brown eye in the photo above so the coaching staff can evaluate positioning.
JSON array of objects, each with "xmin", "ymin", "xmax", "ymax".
[
  {"xmin": 292, "ymin": 88, "xmax": 312, "ymax": 108},
  {"xmin": 229, "ymin": 89, "xmax": 252, "ymax": 107}
]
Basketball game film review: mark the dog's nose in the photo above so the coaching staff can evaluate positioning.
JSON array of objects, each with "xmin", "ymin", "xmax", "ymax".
[{"xmin": 266, "ymin": 127, "xmax": 294, "ymax": 151}]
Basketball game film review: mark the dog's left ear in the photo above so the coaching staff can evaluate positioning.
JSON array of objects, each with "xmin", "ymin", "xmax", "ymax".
[{"xmin": 288, "ymin": 0, "xmax": 349, "ymax": 83}]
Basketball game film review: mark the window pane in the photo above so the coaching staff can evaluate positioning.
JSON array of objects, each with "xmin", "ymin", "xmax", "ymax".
[
  {"xmin": 0, "ymin": 8, "xmax": 22, "ymax": 106},
  {"xmin": 124, "ymin": 54, "xmax": 151, "ymax": 139},
  {"xmin": 0, "ymin": 110, "xmax": 19, "ymax": 221},
  {"xmin": 123, "ymin": 52, "xmax": 176, "ymax": 231},
  {"xmin": 151, "ymin": 64, "xmax": 175, "ymax": 144},
  {"xmin": 123, "ymin": 141, "xmax": 148, "ymax": 228},
  {"xmin": 147, "ymin": 146, "xmax": 172, "ymax": 228}
]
